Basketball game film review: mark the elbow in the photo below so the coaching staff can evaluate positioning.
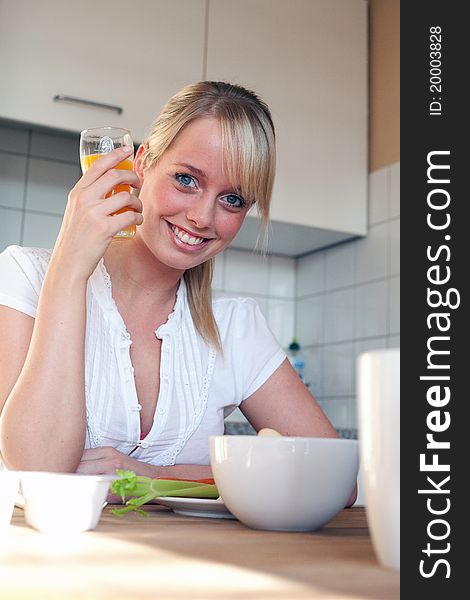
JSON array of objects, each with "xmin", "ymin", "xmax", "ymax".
[
  {"xmin": 0, "ymin": 448, "xmax": 80, "ymax": 473},
  {"xmin": 1, "ymin": 433, "xmax": 81, "ymax": 474},
  {"xmin": 0, "ymin": 413, "xmax": 83, "ymax": 473}
]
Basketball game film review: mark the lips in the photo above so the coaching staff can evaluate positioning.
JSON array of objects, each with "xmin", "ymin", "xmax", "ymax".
[{"xmin": 166, "ymin": 221, "xmax": 210, "ymax": 248}]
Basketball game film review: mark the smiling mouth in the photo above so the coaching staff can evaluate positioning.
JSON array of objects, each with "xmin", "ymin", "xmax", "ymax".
[{"xmin": 167, "ymin": 222, "xmax": 209, "ymax": 246}]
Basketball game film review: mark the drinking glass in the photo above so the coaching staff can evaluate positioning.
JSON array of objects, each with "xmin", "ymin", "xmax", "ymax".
[
  {"xmin": 357, "ymin": 349, "xmax": 400, "ymax": 570},
  {"xmin": 79, "ymin": 126, "xmax": 135, "ymax": 239}
]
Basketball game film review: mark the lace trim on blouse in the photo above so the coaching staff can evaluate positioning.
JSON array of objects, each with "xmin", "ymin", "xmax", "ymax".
[{"xmin": 152, "ymin": 346, "xmax": 217, "ymax": 466}]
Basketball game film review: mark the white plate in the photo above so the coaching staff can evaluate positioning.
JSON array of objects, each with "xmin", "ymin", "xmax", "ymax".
[{"xmin": 156, "ymin": 496, "xmax": 236, "ymax": 519}]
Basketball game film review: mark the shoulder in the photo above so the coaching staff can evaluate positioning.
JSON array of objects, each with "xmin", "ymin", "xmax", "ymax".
[
  {"xmin": 212, "ymin": 293, "xmax": 270, "ymax": 341},
  {"xmin": 0, "ymin": 246, "xmax": 52, "ymax": 317},
  {"xmin": 212, "ymin": 293, "xmax": 262, "ymax": 321},
  {"xmin": 0, "ymin": 245, "xmax": 52, "ymax": 277}
]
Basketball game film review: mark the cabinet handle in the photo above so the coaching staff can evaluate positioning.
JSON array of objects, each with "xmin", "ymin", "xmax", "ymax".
[{"xmin": 53, "ymin": 94, "xmax": 123, "ymax": 114}]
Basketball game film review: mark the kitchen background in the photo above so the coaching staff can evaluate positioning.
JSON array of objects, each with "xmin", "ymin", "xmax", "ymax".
[{"xmin": 0, "ymin": 0, "xmax": 399, "ymax": 438}]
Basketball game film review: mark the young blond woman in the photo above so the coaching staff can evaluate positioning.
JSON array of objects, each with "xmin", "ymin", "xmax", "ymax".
[{"xmin": 0, "ymin": 82, "xmax": 348, "ymax": 494}]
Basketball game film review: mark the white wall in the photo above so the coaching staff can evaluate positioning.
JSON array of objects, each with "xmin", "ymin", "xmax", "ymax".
[{"xmin": 296, "ymin": 162, "xmax": 400, "ymax": 429}]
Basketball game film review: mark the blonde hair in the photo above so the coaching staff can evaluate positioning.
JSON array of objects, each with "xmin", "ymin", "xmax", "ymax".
[{"xmin": 141, "ymin": 81, "xmax": 276, "ymax": 350}]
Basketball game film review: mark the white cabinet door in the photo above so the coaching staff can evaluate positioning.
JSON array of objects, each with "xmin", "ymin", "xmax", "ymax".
[
  {"xmin": 206, "ymin": 0, "xmax": 368, "ymax": 252},
  {"xmin": 0, "ymin": 0, "xmax": 205, "ymax": 142}
]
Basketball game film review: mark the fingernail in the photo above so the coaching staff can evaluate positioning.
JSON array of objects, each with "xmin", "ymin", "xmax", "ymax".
[{"xmin": 122, "ymin": 145, "xmax": 133, "ymax": 153}]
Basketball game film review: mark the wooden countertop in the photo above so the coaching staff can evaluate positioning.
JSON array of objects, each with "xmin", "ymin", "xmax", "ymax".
[{"xmin": 0, "ymin": 505, "xmax": 399, "ymax": 599}]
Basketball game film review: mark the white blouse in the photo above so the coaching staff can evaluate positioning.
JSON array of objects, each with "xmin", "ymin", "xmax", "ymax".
[{"xmin": 0, "ymin": 246, "xmax": 286, "ymax": 466}]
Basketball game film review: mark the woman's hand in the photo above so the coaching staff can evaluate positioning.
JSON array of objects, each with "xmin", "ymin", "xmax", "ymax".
[
  {"xmin": 76, "ymin": 447, "xmax": 214, "ymax": 481},
  {"xmin": 76, "ymin": 447, "xmax": 155, "ymax": 476},
  {"xmin": 52, "ymin": 146, "xmax": 143, "ymax": 280}
]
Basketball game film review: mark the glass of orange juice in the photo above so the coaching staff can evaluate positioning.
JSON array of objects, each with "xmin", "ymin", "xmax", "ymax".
[{"xmin": 79, "ymin": 126, "xmax": 135, "ymax": 239}]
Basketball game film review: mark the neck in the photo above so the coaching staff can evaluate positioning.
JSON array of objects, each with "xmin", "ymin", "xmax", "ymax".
[{"xmin": 103, "ymin": 236, "xmax": 183, "ymax": 306}]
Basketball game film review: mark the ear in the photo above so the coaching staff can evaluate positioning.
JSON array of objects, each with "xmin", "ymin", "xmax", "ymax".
[{"xmin": 133, "ymin": 144, "xmax": 148, "ymax": 183}]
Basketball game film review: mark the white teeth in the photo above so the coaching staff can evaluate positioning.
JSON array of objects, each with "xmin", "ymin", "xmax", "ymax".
[{"xmin": 171, "ymin": 224, "xmax": 205, "ymax": 246}]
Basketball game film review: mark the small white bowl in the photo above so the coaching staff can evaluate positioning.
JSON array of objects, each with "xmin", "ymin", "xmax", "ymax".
[
  {"xmin": 20, "ymin": 472, "xmax": 116, "ymax": 534},
  {"xmin": 0, "ymin": 470, "xmax": 20, "ymax": 532},
  {"xmin": 210, "ymin": 435, "xmax": 358, "ymax": 532}
]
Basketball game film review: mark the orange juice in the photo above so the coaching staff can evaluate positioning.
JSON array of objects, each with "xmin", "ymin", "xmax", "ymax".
[{"xmin": 80, "ymin": 153, "xmax": 136, "ymax": 238}]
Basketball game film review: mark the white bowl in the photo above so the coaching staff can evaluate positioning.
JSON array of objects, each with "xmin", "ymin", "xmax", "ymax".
[
  {"xmin": 210, "ymin": 435, "xmax": 358, "ymax": 532},
  {"xmin": 0, "ymin": 470, "xmax": 20, "ymax": 532},
  {"xmin": 20, "ymin": 472, "xmax": 116, "ymax": 534}
]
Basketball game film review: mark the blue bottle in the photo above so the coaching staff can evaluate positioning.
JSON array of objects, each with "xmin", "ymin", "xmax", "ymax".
[{"xmin": 287, "ymin": 337, "xmax": 305, "ymax": 382}]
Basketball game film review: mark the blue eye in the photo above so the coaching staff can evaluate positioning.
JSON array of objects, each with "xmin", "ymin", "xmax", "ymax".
[
  {"xmin": 222, "ymin": 194, "xmax": 246, "ymax": 209},
  {"xmin": 175, "ymin": 173, "xmax": 197, "ymax": 188}
]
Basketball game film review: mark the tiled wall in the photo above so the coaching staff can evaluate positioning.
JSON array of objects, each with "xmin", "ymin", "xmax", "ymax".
[
  {"xmin": 0, "ymin": 121, "xmax": 399, "ymax": 431},
  {"xmin": 296, "ymin": 162, "xmax": 400, "ymax": 429},
  {"xmin": 0, "ymin": 122, "xmax": 81, "ymax": 249}
]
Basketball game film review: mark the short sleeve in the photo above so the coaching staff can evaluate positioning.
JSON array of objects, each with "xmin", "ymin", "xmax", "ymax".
[
  {"xmin": 0, "ymin": 245, "xmax": 45, "ymax": 318},
  {"xmin": 231, "ymin": 298, "xmax": 287, "ymax": 400}
]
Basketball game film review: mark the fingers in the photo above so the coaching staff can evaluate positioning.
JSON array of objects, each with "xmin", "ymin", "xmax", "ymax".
[
  {"xmin": 97, "ymin": 191, "xmax": 143, "ymax": 218},
  {"xmin": 76, "ymin": 446, "xmax": 121, "ymax": 475},
  {"xmin": 108, "ymin": 210, "xmax": 144, "ymax": 238},
  {"xmin": 78, "ymin": 146, "xmax": 141, "ymax": 199},
  {"xmin": 76, "ymin": 460, "xmax": 112, "ymax": 475},
  {"xmin": 80, "ymin": 146, "xmax": 134, "ymax": 186},
  {"xmin": 89, "ymin": 167, "xmax": 141, "ymax": 199}
]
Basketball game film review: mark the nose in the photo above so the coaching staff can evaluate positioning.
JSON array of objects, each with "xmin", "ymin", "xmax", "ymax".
[{"xmin": 185, "ymin": 195, "xmax": 214, "ymax": 231}]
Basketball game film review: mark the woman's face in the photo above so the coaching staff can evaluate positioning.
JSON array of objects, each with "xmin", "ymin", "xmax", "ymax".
[{"xmin": 134, "ymin": 117, "xmax": 251, "ymax": 271}]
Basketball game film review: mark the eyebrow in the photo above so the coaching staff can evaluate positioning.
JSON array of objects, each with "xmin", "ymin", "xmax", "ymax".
[{"xmin": 174, "ymin": 163, "xmax": 207, "ymax": 178}]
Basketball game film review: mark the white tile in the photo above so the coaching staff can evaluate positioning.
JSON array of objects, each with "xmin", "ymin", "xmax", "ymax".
[
  {"xmin": 323, "ymin": 288, "xmax": 354, "ymax": 343},
  {"xmin": 22, "ymin": 212, "xmax": 62, "ymax": 248},
  {"xmin": 325, "ymin": 241, "xmax": 355, "ymax": 291},
  {"xmin": 225, "ymin": 408, "xmax": 248, "ymax": 423},
  {"xmin": 348, "ymin": 396, "xmax": 358, "ymax": 430},
  {"xmin": 354, "ymin": 281, "xmax": 388, "ymax": 339},
  {"xmin": 269, "ymin": 255, "xmax": 295, "ymax": 298},
  {"xmin": 296, "ymin": 251, "xmax": 325, "ymax": 297},
  {"xmin": 224, "ymin": 248, "xmax": 269, "ymax": 295},
  {"xmin": 388, "ymin": 334, "xmax": 400, "ymax": 348},
  {"xmin": 321, "ymin": 342, "xmax": 354, "ymax": 397},
  {"xmin": 30, "ymin": 130, "xmax": 80, "ymax": 163},
  {"xmin": 318, "ymin": 398, "xmax": 351, "ymax": 429},
  {"xmin": 267, "ymin": 298, "xmax": 295, "ymax": 349},
  {"xmin": 0, "ymin": 153, "xmax": 27, "ymax": 209},
  {"xmin": 368, "ymin": 166, "xmax": 389, "ymax": 225},
  {"xmin": 302, "ymin": 346, "xmax": 323, "ymax": 397},
  {"xmin": 0, "ymin": 208, "xmax": 22, "ymax": 251},
  {"xmin": 389, "ymin": 276, "xmax": 400, "ymax": 335},
  {"xmin": 295, "ymin": 295, "xmax": 324, "ymax": 346},
  {"xmin": 389, "ymin": 162, "xmax": 400, "ymax": 218},
  {"xmin": 212, "ymin": 252, "xmax": 225, "ymax": 291},
  {"xmin": 0, "ymin": 125, "xmax": 29, "ymax": 154},
  {"xmin": 25, "ymin": 158, "xmax": 79, "ymax": 215},
  {"xmin": 354, "ymin": 222, "xmax": 388, "ymax": 284},
  {"xmin": 389, "ymin": 218, "xmax": 400, "ymax": 276}
]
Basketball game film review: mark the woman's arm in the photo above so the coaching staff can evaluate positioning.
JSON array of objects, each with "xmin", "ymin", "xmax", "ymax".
[
  {"xmin": 240, "ymin": 358, "xmax": 337, "ymax": 437},
  {"xmin": 0, "ymin": 270, "xmax": 88, "ymax": 472},
  {"xmin": 240, "ymin": 358, "xmax": 357, "ymax": 506},
  {"xmin": 0, "ymin": 147, "xmax": 142, "ymax": 472},
  {"xmin": 75, "ymin": 447, "xmax": 213, "ymax": 480}
]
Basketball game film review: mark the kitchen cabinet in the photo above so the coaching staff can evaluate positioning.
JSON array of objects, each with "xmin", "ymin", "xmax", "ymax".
[
  {"xmin": 0, "ymin": 0, "xmax": 367, "ymax": 256},
  {"xmin": 0, "ymin": 0, "xmax": 205, "ymax": 142},
  {"xmin": 206, "ymin": 0, "xmax": 368, "ymax": 255}
]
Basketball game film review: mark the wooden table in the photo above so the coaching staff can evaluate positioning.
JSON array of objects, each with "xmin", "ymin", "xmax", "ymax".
[{"xmin": 0, "ymin": 506, "xmax": 399, "ymax": 599}]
